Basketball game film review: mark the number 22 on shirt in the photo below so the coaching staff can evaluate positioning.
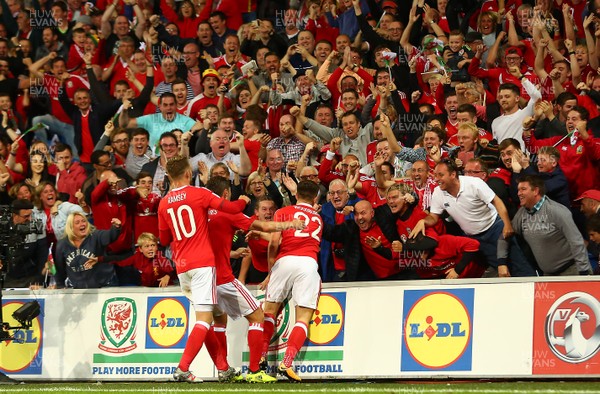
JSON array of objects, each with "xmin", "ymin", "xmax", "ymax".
[{"xmin": 293, "ymin": 211, "xmax": 321, "ymax": 241}]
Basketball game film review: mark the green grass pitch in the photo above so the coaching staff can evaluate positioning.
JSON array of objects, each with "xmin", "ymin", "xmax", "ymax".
[{"xmin": 3, "ymin": 381, "xmax": 600, "ymax": 394}]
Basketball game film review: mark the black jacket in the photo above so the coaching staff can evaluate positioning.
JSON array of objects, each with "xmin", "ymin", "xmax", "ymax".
[{"xmin": 59, "ymin": 88, "xmax": 122, "ymax": 160}]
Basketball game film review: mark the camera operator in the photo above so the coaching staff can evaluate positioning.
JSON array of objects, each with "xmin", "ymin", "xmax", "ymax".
[{"xmin": 1, "ymin": 199, "xmax": 47, "ymax": 288}]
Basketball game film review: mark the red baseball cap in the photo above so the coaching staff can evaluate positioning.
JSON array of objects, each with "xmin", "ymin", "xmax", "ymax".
[
  {"xmin": 505, "ymin": 46, "xmax": 523, "ymax": 58},
  {"xmin": 574, "ymin": 190, "xmax": 600, "ymax": 202},
  {"xmin": 382, "ymin": 0, "xmax": 397, "ymax": 9}
]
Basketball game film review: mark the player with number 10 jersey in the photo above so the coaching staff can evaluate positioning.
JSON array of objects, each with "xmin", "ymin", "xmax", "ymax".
[{"xmin": 158, "ymin": 185, "xmax": 246, "ymax": 273}]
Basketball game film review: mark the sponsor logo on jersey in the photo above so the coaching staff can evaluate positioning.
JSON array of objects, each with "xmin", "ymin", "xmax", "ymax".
[
  {"xmin": 308, "ymin": 293, "xmax": 345, "ymax": 346},
  {"xmin": 0, "ymin": 299, "xmax": 44, "ymax": 374},
  {"xmin": 99, "ymin": 297, "xmax": 137, "ymax": 353},
  {"xmin": 402, "ymin": 289, "xmax": 474, "ymax": 371},
  {"xmin": 146, "ymin": 297, "xmax": 188, "ymax": 349}
]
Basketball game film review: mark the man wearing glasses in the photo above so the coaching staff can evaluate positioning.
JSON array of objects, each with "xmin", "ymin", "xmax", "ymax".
[
  {"xmin": 141, "ymin": 132, "xmax": 181, "ymax": 196},
  {"xmin": 319, "ymin": 179, "xmax": 359, "ymax": 282},
  {"xmin": 2, "ymin": 199, "xmax": 47, "ymax": 289}
]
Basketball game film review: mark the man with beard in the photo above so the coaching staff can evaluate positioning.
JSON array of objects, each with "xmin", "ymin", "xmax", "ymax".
[
  {"xmin": 492, "ymin": 82, "xmax": 541, "ymax": 149},
  {"xmin": 400, "ymin": 160, "xmax": 437, "ymax": 212},
  {"xmin": 410, "ymin": 160, "xmax": 537, "ymax": 277},
  {"xmin": 120, "ymin": 93, "xmax": 198, "ymax": 148}
]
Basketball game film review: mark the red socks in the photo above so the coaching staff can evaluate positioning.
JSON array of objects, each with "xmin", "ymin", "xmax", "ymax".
[
  {"xmin": 262, "ymin": 313, "xmax": 276, "ymax": 358},
  {"xmin": 178, "ymin": 321, "xmax": 210, "ymax": 372},
  {"xmin": 204, "ymin": 325, "xmax": 229, "ymax": 371},
  {"xmin": 247, "ymin": 322, "xmax": 264, "ymax": 372},
  {"xmin": 282, "ymin": 322, "xmax": 308, "ymax": 368}
]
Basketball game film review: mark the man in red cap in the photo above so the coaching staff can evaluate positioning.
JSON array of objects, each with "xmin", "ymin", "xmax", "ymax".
[
  {"xmin": 576, "ymin": 190, "xmax": 600, "ymax": 217},
  {"xmin": 188, "ymin": 69, "xmax": 231, "ymax": 121}
]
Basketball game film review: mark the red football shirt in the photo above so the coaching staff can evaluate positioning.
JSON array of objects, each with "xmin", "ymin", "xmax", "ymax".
[
  {"xmin": 359, "ymin": 223, "xmax": 400, "ymax": 279},
  {"xmin": 248, "ymin": 237, "xmax": 269, "ymax": 273},
  {"xmin": 158, "ymin": 185, "xmax": 246, "ymax": 273},
  {"xmin": 274, "ymin": 203, "xmax": 323, "ymax": 262},
  {"xmin": 208, "ymin": 209, "xmax": 255, "ymax": 285}
]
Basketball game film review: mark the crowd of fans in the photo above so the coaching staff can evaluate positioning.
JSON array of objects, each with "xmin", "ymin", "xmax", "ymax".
[{"xmin": 1, "ymin": 0, "xmax": 600, "ymax": 289}]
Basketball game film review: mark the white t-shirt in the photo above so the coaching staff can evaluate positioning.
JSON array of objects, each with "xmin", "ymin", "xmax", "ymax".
[{"xmin": 430, "ymin": 176, "xmax": 498, "ymax": 235}]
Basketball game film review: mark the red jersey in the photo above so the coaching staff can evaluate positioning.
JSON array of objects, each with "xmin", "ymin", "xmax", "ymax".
[
  {"xmin": 416, "ymin": 235, "xmax": 483, "ymax": 279},
  {"xmin": 158, "ymin": 185, "xmax": 246, "ymax": 273},
  {"xmin": 208, "ymin": 209, "xmax": 255, "ymax": 285},
  {"xmin": 358, "ymin": 180, "xmax": 387, "ymax": 208},
  {"xmin": 114, "ymin": 250, "xmax": 175, "ymax": 286},
  {"xmin": 117, "ymin": 187, "xmax": 161, "ymax": 241},
  {"xmin": 274, "ymin": 203, "xmax": 323, "ymax": 262},
  {"xmin": 359, "ymin": 222, "xmax": 400, "ymax": 279},
  {"xmin": 248, "ymin": 236, "xmax": 269, "ymax": 273},
  {"xmin": 188, "ymin": 95, "xmax": 231, "ymax": 120},
  {"xmin": 91, "ymin": 179, "xmax": 134, "ymax": 254},
  {"xmin": 396, "ymin": 205, "xmax": 444, "ymax": 243}
]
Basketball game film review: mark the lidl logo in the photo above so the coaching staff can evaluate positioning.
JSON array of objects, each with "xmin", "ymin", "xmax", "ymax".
[
  {"xmin": 401, "ymin": 289, "xmax": 474, "ymax": 371},
  {"xmin": 146, "ymin": 297, "xmax": 189, "ymax": 349},
  {"xmin": 308, "ymin": 293, "xmax": 345, "ymax": 346},
  {"xmin": 0, "ymin": 299, "xmax": 44, "ymax": 374}
]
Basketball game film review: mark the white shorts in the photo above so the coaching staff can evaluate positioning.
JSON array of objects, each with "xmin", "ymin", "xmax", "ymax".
[
  {"xmin": 178, "ymin": 267, "xmax": 217, "ymax": 312},
  {"xmin": 266, "ymin": 255, "xmax": 321, "ymax": 309},
  {"xmin": 215, "ymin": 279, "xmax": 260, "ymax": 320}
]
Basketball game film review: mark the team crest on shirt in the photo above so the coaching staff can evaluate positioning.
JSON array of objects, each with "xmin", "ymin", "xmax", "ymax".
[
  {"xmin": 577, "ymin": 146, "xmax": 583, "ymax": 154},
  {"xmin": 67, "ymin": 81, "xmax": 73, "ymax": 88}
]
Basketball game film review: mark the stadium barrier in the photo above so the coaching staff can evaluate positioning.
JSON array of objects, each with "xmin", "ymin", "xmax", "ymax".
[{"xmin": 2, "ymin": 277, "xmax": 600, "ymax": 380}]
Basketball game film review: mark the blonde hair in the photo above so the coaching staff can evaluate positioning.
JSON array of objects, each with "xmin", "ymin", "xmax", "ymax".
[
  {"xmin": 64, "ymin": 212, "xmax": 93, "ymax": 243},
  {"xmin": 245, "ymin": 171, "xmax": 264, "ymax": 195},
  {"xmin": 137, "ymin": 232, "xmax": 158, "ymax": 246},
  {"xmin": 458, "ymin": 122, "xmax": 479, "ymax": 139}
]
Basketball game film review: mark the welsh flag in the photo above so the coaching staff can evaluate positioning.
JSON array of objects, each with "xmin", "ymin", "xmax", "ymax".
[{"xmin": 48, "ymin": 243, "xmax": 56, "ymax": 276}]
